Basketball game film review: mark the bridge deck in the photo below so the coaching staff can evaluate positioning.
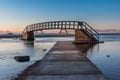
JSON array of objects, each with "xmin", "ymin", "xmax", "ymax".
[{"xmin": 24, "ymin": 41, "xmax": 107, "ymax": 80}]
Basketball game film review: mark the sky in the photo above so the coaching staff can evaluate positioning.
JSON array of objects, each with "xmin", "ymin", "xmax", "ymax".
[{"xmin": 0, "ymin": 0, "xmax": 120, "ymax": 33}]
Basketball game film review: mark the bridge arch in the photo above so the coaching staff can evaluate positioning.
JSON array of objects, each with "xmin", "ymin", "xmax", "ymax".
[{"xmin": 21, "ymin": 21, "xmax": 99, "ymax": 42}]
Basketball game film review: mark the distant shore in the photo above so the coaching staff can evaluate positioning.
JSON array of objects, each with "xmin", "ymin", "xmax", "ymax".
[
  {"xmin": 99, "ymin": 33, "xmax": 120, "ymax": 35},
  {"xmin": 0, "ymin": 34, "xmax": 74, "ymax": 38},
  {"xmin": 0, "ymin": 33, "xmax": 120, "ymax": 38}
]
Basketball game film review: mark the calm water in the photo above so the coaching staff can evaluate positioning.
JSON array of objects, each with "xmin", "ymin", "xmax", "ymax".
[{"xmin": 0, "ymin": 35, "xmax": 120, "ymax": 80}]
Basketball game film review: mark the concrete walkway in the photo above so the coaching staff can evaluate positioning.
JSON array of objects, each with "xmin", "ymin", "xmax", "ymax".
[{"xmin": 26, "ymin": 42, "xmax": 107, "ymax": 80}]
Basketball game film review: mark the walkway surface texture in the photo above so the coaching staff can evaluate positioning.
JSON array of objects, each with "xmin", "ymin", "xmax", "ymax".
[{"xmin": 26, "ymin": 42, "xmax": 107, "ymax": 80}]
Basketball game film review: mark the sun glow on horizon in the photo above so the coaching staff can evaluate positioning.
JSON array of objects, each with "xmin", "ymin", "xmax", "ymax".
[{"xmin": 0, "ymin": 0, "xmax": 120, "ymax": 33}]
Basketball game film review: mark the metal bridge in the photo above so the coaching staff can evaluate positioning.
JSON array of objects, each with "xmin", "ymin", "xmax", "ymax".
[{"xmin": 21, "ymin": 21, "xmax": 99, "ymax": 42}]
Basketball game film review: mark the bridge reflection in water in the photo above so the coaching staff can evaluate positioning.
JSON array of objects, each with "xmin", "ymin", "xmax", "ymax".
[
  {"xmin": 75, "ymin": 44, "xmax": 93, "ymax": 53},
  {"xmin": 75, "ymin": 43, "xmax": 100, "ymax": 60}
]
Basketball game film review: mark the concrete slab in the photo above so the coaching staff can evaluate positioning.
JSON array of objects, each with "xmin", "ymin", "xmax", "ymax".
[
  {"xmin": 45, "ymin": 54, "xmax": 89, "ymax": 62},
  {"xmin": 51, "ymin": 42, "xmax": 78, "ymax": 51},
  {"xmin": 29, "ymin": 62, "xmax": 101, "ymax": 75},
  {"xmin": 21, "ymin": 42, "xmax": 108, "ymax": 80},
  {"xmin": 48, "ymin": 51, "xmax": 83, "ymax": 55}
]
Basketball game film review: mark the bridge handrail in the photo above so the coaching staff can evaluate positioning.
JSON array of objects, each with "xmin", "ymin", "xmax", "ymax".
[
  {"xmin": 84, "ymin": 22, "xmax": 99, "ymax": 35},
  {"xmin": 82, "ymin": 22, "xmax": 99, "ymax": 40},
  {"xmin": 21, "ymin": 21, "xmax": 99, "ymax": 40}
]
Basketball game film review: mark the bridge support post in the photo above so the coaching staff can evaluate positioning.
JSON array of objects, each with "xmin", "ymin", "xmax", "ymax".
[
  {"xmin": 21, "ymin": 31, "xmax": 34, "ymax": 41},
  {"xmin": 75, "ymin": 29, "xmax": 91, "ymax": 42}
]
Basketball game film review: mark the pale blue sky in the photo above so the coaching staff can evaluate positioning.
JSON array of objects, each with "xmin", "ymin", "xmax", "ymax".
[{"xmin": 0, "ymin": 0, "xmax": 120, "ymax": 33}]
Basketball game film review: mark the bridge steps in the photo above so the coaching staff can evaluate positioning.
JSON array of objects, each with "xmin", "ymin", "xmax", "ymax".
[
  {"xmin": 75, "ymin": 29, "xmax": 98, "ymax": 42},
  {"xmin": 80, "ymin": 29, "xmax": 97, "ymax": 41}
]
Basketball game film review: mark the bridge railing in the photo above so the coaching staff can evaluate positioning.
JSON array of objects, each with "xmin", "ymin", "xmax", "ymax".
[
  {"xmin": 22, "ymin": 21, "xmax": 80, "ymax": 32},
  {"xmin": 21, "ymin": 21, "xmax": 99, "ymax": 40},
  {"xmin": 80, "ymin": 22, "xmax": 99, "ymax": 40}
]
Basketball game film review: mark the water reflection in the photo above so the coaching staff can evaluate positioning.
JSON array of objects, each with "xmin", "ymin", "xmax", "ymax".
[
  {"xmin": 23, "ymin": 41, "xmax": 34, "ymax": 47},
  {"xmin": 78, "ymin": 42, "xmax": 120, "ymax": 80},
  {"xmin": 75, "ymin": 43, "xmax": 97, "ymax": 54},
  {"xmin": 0, "ymin": 35, "xmax": 120, "ymax": 80},
  {"xmin": 0, "ymin": 38, "xmax": 56, "ymax": 80}
]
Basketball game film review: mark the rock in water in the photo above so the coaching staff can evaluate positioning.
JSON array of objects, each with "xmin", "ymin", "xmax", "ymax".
[
  {"xmin": 14, "ymin": 56, "xmax": 30, "ymax": 62},
  {"xmin": 43, "ymin": 49, "xmax": 47, "ymax": 51},
  {"xmin": 107, "ymin": 55, "xmax": 110, "ymax": 57}
]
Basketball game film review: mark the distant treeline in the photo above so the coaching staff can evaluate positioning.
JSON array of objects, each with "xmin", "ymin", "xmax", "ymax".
[
  {"xmin": 99, "ymin": 33, "xmax": 120, "ymax": 35},
  {"xmin": 0, "ymin": 34, "xmax": 20, "ymax": 38},
  {"xmin": 1, "ymin": 33, "xmax": 120, "ymax": 38}
]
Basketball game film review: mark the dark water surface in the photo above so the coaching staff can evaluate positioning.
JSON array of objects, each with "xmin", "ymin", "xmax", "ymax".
[
  {"xmin": 85, "ymin": 42, "xmax": 120, "ymax": 80},
  {"xmin": 0, "ymin": 35, "xmax": 120, "ymax": 80},
  {"xmin": 75, "ymin": 34, "xmax": 120, "ymax": 80}
]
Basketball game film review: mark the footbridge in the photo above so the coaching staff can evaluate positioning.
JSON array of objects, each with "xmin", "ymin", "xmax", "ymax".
[{"xmin": 21, "ymin": 21, "xmax": 99, "ymax": 42}]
